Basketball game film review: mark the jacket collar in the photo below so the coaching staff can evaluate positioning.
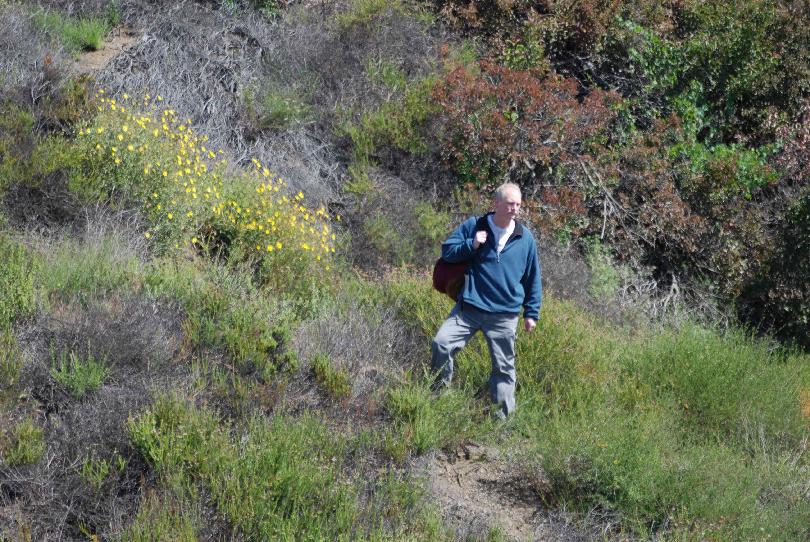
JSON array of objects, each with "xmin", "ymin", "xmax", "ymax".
[{"xmin": 485, "ymin": 212, "xmax": 523, "ymax": 237}]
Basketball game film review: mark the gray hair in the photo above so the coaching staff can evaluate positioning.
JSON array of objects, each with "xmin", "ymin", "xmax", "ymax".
[{"xmin": 494, "ymin": 182, "xmax": 522, "ymax": 201}]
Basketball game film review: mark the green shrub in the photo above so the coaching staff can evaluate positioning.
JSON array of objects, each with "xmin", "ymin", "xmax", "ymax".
[
  {"xmin": 0, "ymin": 330, "xmax": 23, "ymax": 387},
  {"xmin": 129, "ymin": 397, "xmax": 356, "ymax": 539},
  {"xmin": 0, "ymin": 102, "xmax": 35, "ymax": 194},
  {"xmin": 50, "ymin": 347, "xmax": 109, "ymax": 399},
  {"xmin": 36, "ymin": 234, "xmax": 141, "ymax": 304},
  {"xmin": 0, "ymin": 236, "xmax": 37, "ymax": 329},
  {"xmin": 384, "ymin": 381, "xmax": 484, "ymax": 459},
  {"xmin": 367, "ymin": 57, "xmax": 407, "ymax": 91},
  {"xmin": 122, "ymin": 491, "xmax": 199, "ymax": 542},
  {"xmin": 342, "ymin": 76, "xmax": 439, "ymax": 167},
  {"xmin": 584, "ymin": 237, "xmax": 620, "ymax": 300},
  {"xmin": 79, "ymin": 451, "xmax": 126, "ymax": 490},
  {"xmin": 2, "ymin": 418, "xmax": 45, "ymax": 466},
  {"xmin": 71, "ymin": 92, "xmax": 335, "ymax": 295},
  {"xmin": 244, "ymin": 86, "xmax": 310, "ymax": 131},
  {"xmin": 145, "ymin": 257, "xmax": 299, "ymax": 377},
  {"xmin": 621, "ymin": 1, "xmax": 809, "ymax": 143},
  {"xmin": 363, "ymin": 214, "xmax": 415, "ymax": 265},
  {"xmin": 311, "ymin": 353, "xmax": 351, "ymax": 400},
  {"xmin": 32, "ymin": 8, "xmax": 110, "ymax": 54},
  {"xmin": 414, "ymin": 202, "xmax": 450, "ymax": 246}
]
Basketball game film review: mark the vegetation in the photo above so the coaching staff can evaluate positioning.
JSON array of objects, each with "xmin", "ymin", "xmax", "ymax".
[{"xmin": 0, "ymin": 0, "xmax": 807, "ymax": 540}]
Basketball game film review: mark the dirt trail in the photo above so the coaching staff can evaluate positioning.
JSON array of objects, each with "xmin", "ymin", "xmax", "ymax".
[
  {"xmin": 72, "ymin": 27, "xmax": 139, "ymax": 75},
  {"xmin": 426, "ymin": 443, "xmax": 550, "ymax": 541}
]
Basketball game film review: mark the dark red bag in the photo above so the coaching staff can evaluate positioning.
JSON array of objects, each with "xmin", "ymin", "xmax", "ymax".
[
  {"xmin": 432, "ymin": 259, "xmax": 469, "ymax": 300},
  {"xmin": 432, "ymin": 216, "xmax": 488, "ymax": 300}
]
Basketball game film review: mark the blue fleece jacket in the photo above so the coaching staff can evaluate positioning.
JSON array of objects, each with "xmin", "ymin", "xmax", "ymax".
[{"xmin": 441, "ymin": 213, "xmax": 542, "ymax": 319}]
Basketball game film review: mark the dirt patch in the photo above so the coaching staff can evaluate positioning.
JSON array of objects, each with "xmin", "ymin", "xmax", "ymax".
[
  {"xmin": 425, "ymin": 443, "xmax": 543, "ymax": 541},
  {"xmin": 424, "ymin": 443, "xmax": 622, "ymax": 542},
  {"xmin": 72, "ymin": 27, "xmax": 139, "ymax": 75}
]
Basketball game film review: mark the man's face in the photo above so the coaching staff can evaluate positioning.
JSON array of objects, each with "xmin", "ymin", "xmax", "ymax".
[{"xmin": 494, "ymin": 189, "xmax": 521, "ymax": 220}]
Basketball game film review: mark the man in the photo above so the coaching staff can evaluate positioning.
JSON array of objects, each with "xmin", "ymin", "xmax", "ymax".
[{"xmin": 431, "ymin": 182, "xmax": 542, "ymax": 419}]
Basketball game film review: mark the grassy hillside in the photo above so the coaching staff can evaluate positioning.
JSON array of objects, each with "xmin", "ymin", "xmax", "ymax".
[{"xmin": 0, "ymin": 0, "xmax": 808, "ymax": 540}]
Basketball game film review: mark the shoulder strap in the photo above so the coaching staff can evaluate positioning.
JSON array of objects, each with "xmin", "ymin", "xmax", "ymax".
[{"xmin": 475, "ymin": 214, "xmax": 489, "ymax": 232}]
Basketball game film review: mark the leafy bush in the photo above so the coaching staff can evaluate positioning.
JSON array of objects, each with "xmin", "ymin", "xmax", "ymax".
[
  {"xmin": 432, "ymin": 61, "xmax": 618, "ymax": 187},
  {"xmin": 69, "ymin": 92, "xmax": 335, "ymax": 293},
  {"xmin": 311, "ymin": 353, "xmax": 351, "ymax": 400},
  {"xmin": 620, "ymin": 1, "xmax": 810, "ymax": 144},
  {"xmin": 50, "ymin": 347, "xmax": 109, "ymax": 399},
  {"xmin": 31, "ymin": 7, "xmax": 111, "ymax": 55},
  {"xmin": 145, "ymin": 257, "xmax": 298, "ymax": 378},
  {"xmin": 2, "ymin": 418, "xmax": 45, "ymax": 466},
  {"xmin": 741, "ymin": 191, "xmax": 810, "ymax": 348},
  {"xmin": 0, "ymin": 235, "xmax": 37, "ymax": 329}
]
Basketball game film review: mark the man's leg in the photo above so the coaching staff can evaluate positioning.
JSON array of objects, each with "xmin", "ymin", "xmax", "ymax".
[
  {"xmin": 431, "ymin": 305, "xmax": 478, "ymax": 389},
  {"xmin": 482, "ymin": 314, "xmax": 519, "ymax": 417}
]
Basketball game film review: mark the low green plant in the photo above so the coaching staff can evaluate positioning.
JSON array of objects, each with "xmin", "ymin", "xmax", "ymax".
[
  {"xmin": 32, "ymin": 7, "xmax": 110, "ymax": 54},
  {"xmin": 367, "ymin": 57, "xmax": 407, "ymax": 91},
  {"xmin": 311, "ymin": 353, "xmax": 351, "ymax": 400},
  {"xmin": 122, "ymin": 491, "xmax": 199, "ymax": 542},
  {"xmin": 0, "ymin": 236, "xmax": 37, "ymax": 329},
  {"xmin": 414, "ymin": 202, "xmax": 450, "ymax": 245},
  {"xmin": 384, "ymin": 381, "xmax": 483, "ymax": 458},
  {"xmin": 244, "ymin": 86, "xmax": 310, "ymax": 131},
  {"xmin": 336, "ymin": 0, "xmax": 405, "ymax": 30},
  {"xmin": 50, "ymin": 347, "xmax": 109, "ymax": 399},
  {"xmin": 36, "ymin": 233, "xmax": 141, "ymax": 305},
  {"xmin": 144, "ymin": 257, "xmax": 299, "ymax": 378},
  {"xmin": 343, "ymin": 76, "xmax": 438, "ymax": 166},
  {"xmin": 363, "ymin": 214, "xmax": 414, "ymax": 265},
  {"xmin": 584, "ymin": 236, "xmax": 620, "ymax": 300},
  {"xmin": 129, "ymin": 395, "xmax": 445, "ymax": 539},
  {"xmin": 0, "ymin": 330, "xmax": 23, "ymax": 387},
  {"xmin": 80, "ymin": 454, "xmax": 110, "ymax": 489},
  {"xmin": 2, "ymin": 419, "xmax": 45, "ymax": 466}
]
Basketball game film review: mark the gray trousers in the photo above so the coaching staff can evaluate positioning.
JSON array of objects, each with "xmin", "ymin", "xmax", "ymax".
[{"xmin": 431, "ymin": 302, "xmax": 519, "ymax": 417}]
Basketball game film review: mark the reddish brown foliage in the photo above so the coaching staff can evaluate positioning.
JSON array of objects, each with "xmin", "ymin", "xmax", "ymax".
[
  {"xmin": 432, "ymin": 60, "xmax": 619, "ymax": 188},
  {"xmin": 774, "ymin": 100, "xmax": 810, "ymax": 184}
]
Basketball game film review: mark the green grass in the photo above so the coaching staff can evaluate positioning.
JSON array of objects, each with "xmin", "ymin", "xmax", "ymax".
[
  {"xmin": 50, "ymin": 348, "xmax": 109, "ymax": 399},
  {"xmin": 382, "ymin": 274, "xmax": 810, "ymax": 540},
  {"xmin": 122, "ymin": 491, "xmax": 199, "ymax": 542},
  {"xmin": 128, "ymin": 395, "xmax": 444, "ymax": 540},
  {"xmin": 2, "ymin": 418, "xmax": 45, "ymax": 466},
  {"xmin": 144, "ymin": 257, "xmax": 298, "ymax": 379},
  {"xmin": 311, "ymin": 353, "xmax": 351, "ymax": 400},
  {"xmin": 32, "ymin": 7, "xmax": 111, "ymax": 54},
  {"xmin": 0, "ymin": 236, "xmax": 37, "ymax": 329},
  {"xmin": 0, "ymin": 329, "xmax": 23, "ymax": 388},
  {"xmin": 35, "ymin": 233, "xmax": 142, "ymax": 305}
]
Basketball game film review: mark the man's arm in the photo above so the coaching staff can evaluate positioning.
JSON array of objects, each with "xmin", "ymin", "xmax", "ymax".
[
  {"xmin": 521, "ymin": 239, "xmax": 542, "ymax": 329},
  {"xmin": 441, "ymin": 217, "xmax": 479, "ymax": 263}
]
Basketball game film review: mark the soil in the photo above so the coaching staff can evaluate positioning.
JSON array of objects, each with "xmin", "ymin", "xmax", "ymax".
[{"xmin": 72, "ymin": 27, "xmax": 140, "ymax": 75}]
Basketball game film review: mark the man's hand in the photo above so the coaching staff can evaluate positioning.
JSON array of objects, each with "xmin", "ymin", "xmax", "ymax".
[
  {"xmin": 524, "ymin": 318, "xmax": 537, "ymax": 332},
  {"xmin": 473, "ymin": 230, "xmax": 488, "ymax": 249}
]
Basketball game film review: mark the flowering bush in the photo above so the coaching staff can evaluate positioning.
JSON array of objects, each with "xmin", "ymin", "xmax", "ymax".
[{"xmin": 72, "ymin": 91, "xmax": 335, "ymax": 290}]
